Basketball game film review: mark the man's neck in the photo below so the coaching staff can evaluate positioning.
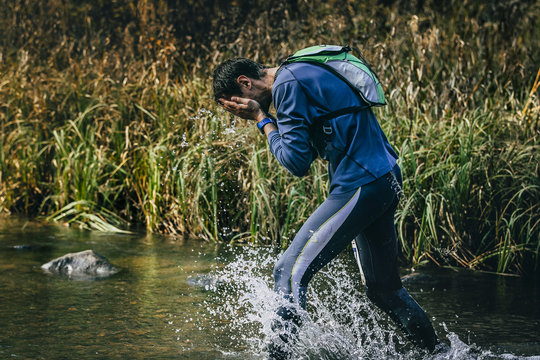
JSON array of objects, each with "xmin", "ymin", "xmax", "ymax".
[{"xmin": 264, "ymin": 67, "xmax": 279, "ymax": 90}]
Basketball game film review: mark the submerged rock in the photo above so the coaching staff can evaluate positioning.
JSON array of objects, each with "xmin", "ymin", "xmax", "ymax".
[
  {"xmin": 401, "ymin": 272, "xmax": 438, "ymax": 285},
  {"xmin": 186, "ymin": 274, "xmax": 224, "ymax": 290},
  {"xmin": 9, "ymin": 244, "xmax": 51, "ymax": 251},
  {"xmin": 41, "ymin": 250, "xmax": 118, "ymax": 279}
]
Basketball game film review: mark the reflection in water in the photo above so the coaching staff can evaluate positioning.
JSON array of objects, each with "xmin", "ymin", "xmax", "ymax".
[{"xmin": 0, "ymin": 218, "xmax": 538, "ymax": 359}]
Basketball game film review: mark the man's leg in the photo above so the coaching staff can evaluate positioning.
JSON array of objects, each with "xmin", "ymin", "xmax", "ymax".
[
  {"xmin": 354, "ymin": 200, "xmax": 439, "ymax": 351},
  {"xmin": 269, "ymin": 170, "xmax": 402, "ymax": 358},
  {"xmin": 268, "ymin": 164, "xmax": 439, "ymax": 357},
  {"xmin": 270, "ymin": 187, "xmax": 367, "ymax": 359},
  {"xmin": 273, "ymin": 185, "xmax": 376, "ymax": 306}
]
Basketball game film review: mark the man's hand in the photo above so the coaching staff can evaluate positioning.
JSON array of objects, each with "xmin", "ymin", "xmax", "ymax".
[{"xmin": 219, "ymin": 96, "xmax": 266, "ymax": 122}]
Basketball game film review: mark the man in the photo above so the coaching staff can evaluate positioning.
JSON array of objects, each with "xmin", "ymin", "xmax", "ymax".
[{"xmin": 212, "ymin": 53, "xmax": 439, "ymax": 358}]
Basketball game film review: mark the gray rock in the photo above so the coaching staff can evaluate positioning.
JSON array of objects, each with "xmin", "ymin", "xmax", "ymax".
[{"xmin": 41, "ymin": 250, "xmax": 118, "ymax": 278}]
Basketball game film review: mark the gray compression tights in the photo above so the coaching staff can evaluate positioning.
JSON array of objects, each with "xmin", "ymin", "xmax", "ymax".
[{"xmin": 271, "ymin": 165, "xmax": 438, "ymax": 355}]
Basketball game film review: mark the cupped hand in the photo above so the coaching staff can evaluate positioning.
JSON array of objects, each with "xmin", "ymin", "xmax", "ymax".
[{"xmin": 219, "ymin": 96, "xmax": 266, "ymax": 121}]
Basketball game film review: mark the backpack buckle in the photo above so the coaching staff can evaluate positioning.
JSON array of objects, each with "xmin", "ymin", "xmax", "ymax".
[{"xmin": 323, "ymin": 124, "xmax": 333, "ymax": 135}]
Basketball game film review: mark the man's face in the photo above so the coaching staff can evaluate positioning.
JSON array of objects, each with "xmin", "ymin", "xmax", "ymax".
[{"xmin": 237, "ymin": 76, "xmax": 272, "ymax": 113}]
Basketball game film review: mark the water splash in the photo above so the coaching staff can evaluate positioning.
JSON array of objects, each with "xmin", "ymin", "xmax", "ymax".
[
  {"xmin": 203, "ymin": 247, "xmax": 538, "ymax": 360},
  {"xmin": 207, "ymin": 248, "xmax": 409, "ymax": 359}
]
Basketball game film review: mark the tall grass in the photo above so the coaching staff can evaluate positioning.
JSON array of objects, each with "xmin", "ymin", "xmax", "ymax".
[{"xmin": 0, "ymin": 0, "xmax": 538, "ymax": 275}]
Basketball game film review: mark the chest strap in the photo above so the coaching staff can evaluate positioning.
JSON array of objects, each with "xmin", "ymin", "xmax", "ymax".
[{"xmin": 313, "ymin": 105, "xmax": 369, "ymax": 135}]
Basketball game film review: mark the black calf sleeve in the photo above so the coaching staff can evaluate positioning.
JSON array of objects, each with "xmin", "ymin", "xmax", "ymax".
[{"xmin": 367, "ymin": 287, "xmax": 439, "ymax": 351}]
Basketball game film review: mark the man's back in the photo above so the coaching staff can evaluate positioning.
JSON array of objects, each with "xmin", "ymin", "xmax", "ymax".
[{"xmin": 270, "ymin": 62, "xmax": 398, "ymax": 193}]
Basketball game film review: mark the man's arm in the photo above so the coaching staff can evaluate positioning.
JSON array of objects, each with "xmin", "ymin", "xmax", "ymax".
[
  {"xmin": 265, "ymin": 80, "xmax": 317, "ymax": 177},
  {"xmin": 219, "ymin": 95, "xmax": 277, "ymax": 136},
  {"xmin": 219, "ymin": 85, "xmax": 316, "ymax": 177},
  {"xmin": 261, "ymin": 122, "xmax": 278, "ymax": 136}
]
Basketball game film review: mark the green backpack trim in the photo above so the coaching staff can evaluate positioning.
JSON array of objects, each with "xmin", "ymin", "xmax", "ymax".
[{"xmin": 282, "ymin": 45, "xmax": 386, "ymax": 107}]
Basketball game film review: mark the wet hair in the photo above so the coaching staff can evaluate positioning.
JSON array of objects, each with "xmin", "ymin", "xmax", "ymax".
[{"xmin": 212, "ymin": 58, "xmax": 267, "ymax": 103}]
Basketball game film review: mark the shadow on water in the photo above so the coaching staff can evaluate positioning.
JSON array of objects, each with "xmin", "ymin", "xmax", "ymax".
[{"xmin": 0, "ymin": 217, "xmax": 538, "ymax": 359}]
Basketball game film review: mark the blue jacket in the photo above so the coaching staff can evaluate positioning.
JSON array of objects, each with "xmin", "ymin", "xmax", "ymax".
[{"xmin": 267, "ymin": 62, "xmax": 398, "ymax": 194}]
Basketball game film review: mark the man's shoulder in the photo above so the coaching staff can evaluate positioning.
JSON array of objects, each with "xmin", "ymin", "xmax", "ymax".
[
  {"xmin": 276, "ymin": 62, "xmax": 344, "ymax": 87},
  {"xmin": 274, "ymin": 64, "xmax": 298, "ymax": 86},
  {"xmin": 275, "ymin": 62, "xmax": 325, "ymax": 83},
  {"xmin": 272, "ymin": 65, "xmax": 301, "ymax": 98}
]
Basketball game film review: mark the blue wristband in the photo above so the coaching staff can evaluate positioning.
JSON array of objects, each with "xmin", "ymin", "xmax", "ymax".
[{"xmin": 256, "ymin": 118, "xmax": 274, "ymax": 134}]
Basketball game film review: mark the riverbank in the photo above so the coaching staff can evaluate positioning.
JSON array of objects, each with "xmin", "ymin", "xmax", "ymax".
[{"xmin": 0, "ymin": 1, "xmax": 538, "ymax": 275}]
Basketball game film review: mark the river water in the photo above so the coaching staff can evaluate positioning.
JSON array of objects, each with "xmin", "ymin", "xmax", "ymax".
[{"xmin": 0, "ymin": 218, "xmax": 539, "ymax": 359}]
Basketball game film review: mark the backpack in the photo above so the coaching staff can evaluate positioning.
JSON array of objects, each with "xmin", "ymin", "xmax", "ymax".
[
  {"xmin": 281, "ymin": 45, "xmax": 386, "ymax": 109},
  {"xmin": 278, "ymin": 45, "xmax": 386, "ymax": 160}
]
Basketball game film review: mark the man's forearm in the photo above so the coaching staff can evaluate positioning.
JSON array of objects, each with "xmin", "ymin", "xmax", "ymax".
[
  {"xmin": 254, "ymin": 111, "xmax": 277, "ymax": 136},
  {"xmin": 262, "ymin": 122, "xmax": 278, "ymax": 136}
]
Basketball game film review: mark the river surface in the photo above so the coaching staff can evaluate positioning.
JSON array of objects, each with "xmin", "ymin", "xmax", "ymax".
[{"xmin": 0, "ymin": 218, "xmax": 539, "ymax": 359}]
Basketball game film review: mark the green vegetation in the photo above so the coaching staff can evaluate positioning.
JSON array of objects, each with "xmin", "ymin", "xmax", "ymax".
[{"xmin": 0, "ymin": 0, "xmax": 538, "ymax": 275}]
